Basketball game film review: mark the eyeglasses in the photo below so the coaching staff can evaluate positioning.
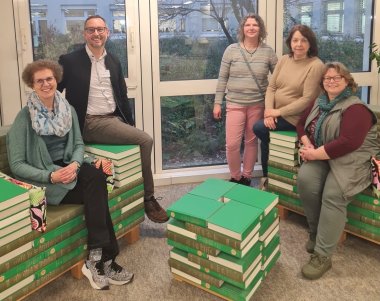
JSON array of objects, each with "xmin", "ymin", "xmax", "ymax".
[
  {"xmin": 34, "ymin": 76, "xmax": 55, "ymax": 86},
  {"xmin": 84, "ymin": 27, "xmax": 107, "ymax": 34},
  {"xmin": 323, "ymin": 75, "xmax": 344, "ymax": 82}
]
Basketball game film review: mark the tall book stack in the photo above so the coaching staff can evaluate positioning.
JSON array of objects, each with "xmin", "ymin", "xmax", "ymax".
[
  {"xmin": 166, "ymin": 178, "xmax": 280, "ymax": 301},
  {"xmin": 267, "ymin": 131, "xmax": 302, "ymax": 214},
  {"xmin": 85, "ymin": 144, "xmax": 142, "ymax": 187},
  {"xmin": 0, "ymin": 176, "xmax": 145, "ymax": 300},
  {"xmin": 345, "ymin": 104, "xmax": 380, "ymax": 244}
]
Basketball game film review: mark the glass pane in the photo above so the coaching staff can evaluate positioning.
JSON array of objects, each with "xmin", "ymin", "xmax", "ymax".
[
  {"xmin": 283, "ymin": 0, "xmax": 374, "ymax": 72},
  {"xmin": 158, "ymin": 0, "xmax": 258, "ymax": 81},
  {"xmin": 161, "ymin": 95, "xmax": 226, "ymax": 169},
  {"xmin": 29, "ymin": 0, "xmax": 128, "ymax": 77}
]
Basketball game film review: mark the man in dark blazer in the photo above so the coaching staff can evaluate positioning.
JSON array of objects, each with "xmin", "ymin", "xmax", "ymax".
[{"xmin": 58, "ymin": 15, "xmax": 169, "ymax": 225}]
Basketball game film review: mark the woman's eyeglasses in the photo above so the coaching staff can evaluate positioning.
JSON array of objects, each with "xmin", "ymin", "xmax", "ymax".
[
  {"xmin": 34, "ymin": 76, "xmax": 55, "ymax": 86},
  {"xmin": 323, "ymin": 75, "xmax": 344, "ymax": 83}
]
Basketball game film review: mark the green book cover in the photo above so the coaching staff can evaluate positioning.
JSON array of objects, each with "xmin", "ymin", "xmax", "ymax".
[
  {"xmin": 224, "ymin": 185, "xmax": 278, "ymax": 216},
  {"xmin": 268, "ymin": 166, "xmax": 298, "ymax": 180},
  {"xmin": 108, "ymin": 182, "xmax": 144, "ymax": 206},
  {"xmin": 0, "ymin": 198, "xmax": 30, "ymax": 221},
  {"xmin": 207, "ymin": 200, "xmax": 262, "ymax": 241},
  {"xmin": 85, "ymin": 144, "xmax": 140, "ymax": 160},
  {"xmin": 276, "ymin": 192, "xmax": 302, "ymax": 207},
  {"xmin": 350, "ymin": 199, "xmax": 380, "ymax": 214},
  {"xmin": 111, "ymin": 198, "xmax": 144, "ymax": 220},
  {"xmin": 0, "ymin": 223, "xmax": 84, "ymax": 274},
  {"xmin": 108, "ymin": 187, "xmax": 144, "ymax": 213},
  {"xmin": 348, "ymin": 203, "xmax": 380, "ymax": 221},
  {"xmin": 167, "ymin": 239, "xmax": 208, "ymax": 259},
  {"xmin": 261, "ymin": 234, "xmax": 280, "ymax": 264},
  {"xmin": 268, "ymin": 155, "xmax": 299, "ymax": 167},
  {"xmin": 113, "ymin": 209, "xmax": 145, "ymax": 233},
  {"xmin": 345, "ymin": 224, "xmax": 380, "ymax": 243},
  {"xmin": 185, "ymin": 222, "xmax": 243, "ymax": 250},
  {"xmin": 0, "ymin": 178, "xmax": 29, "ymax": 211},
  {"xmin": 0, "ymin": 208, "xmax": 29, "ymax": 230},
  {"xmin": 0, "ymin": 232, "xmax": 86, "ymax": 291},
  {"xmin": 268, "ymin": 160, "xmax": 300, "ymax": 174},
  {"xmin": 260, "ymin": 222, "xmax": 279, "ymax": 247},
  {"xmin": 168, "ymin": 258, "xmax": 224, "ymax": 288},
  {"xmin": 262, "ymin": 245, "xmax": 280, "ymax": 271},
  {"xmin": 269, "ymin": 149, "xmax": 299, "ymax": 161},
  {"xmin": 269, "ymin": 130, "xmax": 298, "ymax": 142},
  {"xmin": 171, "ymin": 266, "xmax": 263, "ymax": 301},
  {"xmin": 190, "ymin": 239, "xmax": 262, "ymax": 277},
  {"xmin": 166, "ymin": 230, "xmax": 220, "ymax": 257},
  {"xmin": 188, "ymin": 178, "xmax": 237, "ymax": 202},
  {"xmin": 268, "ymin": 172, "xmax": 297, "ymax": 186},
  {"xmin": 259, "ymin": 207, "xmax": 278, "ymax": 236},
  {"xmin": 113, "ymin": 158, "xmax": 141, "ymax": 174},
  {"xmin": 262, "ymin": 250, "xmax": 281, "ymax": 279},
  {"xmin": 354, "ymin": 193, "xmax": 380, "ymax": 207},
  {"xmin": 268, "ymin": 177, "xmax": 298, "ymax": 193},
  {"xmin": 114, "ymin": 171, "xmax": 143, "ymax": 187},
  {"xmin": 347, "ymin": 211, "xmax": 380, "ymax": 227},
  {"xmin": 167, "ymin": 194, "xmax": 223, "ymax": 227},
  {"xmin": 347, "ymin": 217, "xmax": 380, "ymax": 235},
  {"xmin": 267, "ymin": 183, "xmax": 299, "ymax": 200},
  {"xmin": 114, "ymin": 165, "xmax": 142, "ymax": 180},
  {"xmin": 269, "ymin": 143, "xmax": 298, "ymax": 154}
]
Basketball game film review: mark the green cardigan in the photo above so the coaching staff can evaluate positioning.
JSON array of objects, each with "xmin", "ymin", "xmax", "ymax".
[{"xmin": 7, "ymin": 106, "xmax": 90, "ymax": 205}]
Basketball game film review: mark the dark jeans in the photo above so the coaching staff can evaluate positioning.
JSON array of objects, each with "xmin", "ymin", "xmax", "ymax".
[
  {"xmin": 61, "ymin": 163, "xmax": 119, "ymax": 261},
  {"xmin": 253, "ymin": 117, "xmax": 296, "ymax": 176}
]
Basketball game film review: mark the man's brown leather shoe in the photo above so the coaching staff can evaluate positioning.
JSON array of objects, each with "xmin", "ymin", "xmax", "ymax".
[{"xmin": 144, "ymin": 196, "xmax": 169, "ymax": 223}]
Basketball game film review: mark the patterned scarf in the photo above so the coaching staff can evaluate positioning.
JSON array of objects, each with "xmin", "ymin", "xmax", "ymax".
[
  {"xmin": 313, "ymin": 87, "xmax": 353, "ymax": 147},
  {"xmin": 27, "ymin": 90, "xmax": 72, "ymax": 137}
]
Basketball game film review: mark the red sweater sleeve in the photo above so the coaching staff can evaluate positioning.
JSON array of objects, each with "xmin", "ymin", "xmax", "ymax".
[
  {"xmin": 296, "ymin": 101, "xmax": 314, "ymax": 139},
  {"xmin": 324, "ymin": 104, "xmax": 375, "ymax": 159}
]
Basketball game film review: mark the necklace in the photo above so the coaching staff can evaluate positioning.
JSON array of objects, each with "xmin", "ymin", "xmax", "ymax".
[{"xmin": 243, "ymin": 42, "xmax": 258, "ymax": 56}]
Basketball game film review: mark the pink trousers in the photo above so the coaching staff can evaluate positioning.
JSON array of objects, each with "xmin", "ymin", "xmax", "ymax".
[{"xmin": 226, "ymin": 102, "xmax": 264, "ymax": 180}]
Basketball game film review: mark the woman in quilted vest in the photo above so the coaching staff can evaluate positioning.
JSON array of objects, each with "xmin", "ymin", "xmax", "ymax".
[{"xmin": 296, "ymin": 62, "xmax": 379, "ymax": 280}]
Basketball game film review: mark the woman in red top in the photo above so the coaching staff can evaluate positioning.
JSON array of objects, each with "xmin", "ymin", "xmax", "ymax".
[{"xmin": 296, "ymin": 62, "xmax": 378, "ymax": 280}]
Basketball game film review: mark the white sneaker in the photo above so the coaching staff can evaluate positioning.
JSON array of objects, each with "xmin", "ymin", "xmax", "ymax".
[
  {"xmin": 104, "ymin": 260, "xmax": 134, "ymax": 285},
  {"xmin": 82, "ymin": 260, "xmax": 109, "ymax": 290}
]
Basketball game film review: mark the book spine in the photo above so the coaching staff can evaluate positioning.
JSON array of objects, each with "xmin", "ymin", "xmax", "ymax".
[
  {"xmin": 350, "ymin": 199, "xmax": 380, "ymax": 214},
  {"xmin": 185, "ymin": 222, "xmax": 241, "ymax": 249},
  {"xmin": 346, "ymin": 217, "xmax": 380, "ymax": 235},
  {"xmin": 0, "ymin": 223, "xmax": 85, "ymax": 274},
  {"xmin": 268, "ymin": 173, "xmax": 297, "ymax": 186},
  {"xmin": 267, "ymin": 160, "xmax": 300, "ymax": 173},
  {"xmin": 168, "ymin": 258, "xmax": 223, "ymax": 288},
  {"xmin": 348, "ymin": 203, "xmax": 380, "ymax": 221},
  {"xmin": 347, "ymin": 212, "xmax": 380, "ymax": 227},
  {"xmin": 354, "ymin": 193, "xmax": 380, "ymax": 207},
  {"xmin": 187, "ymin": 253, "xmax": 244, "ymax": 282},
  {"xmin": 0, "ymin": 237, "xmax": 86, "ymax": 291},
  {"xmin": 345, "ymin": 223, "xmax": 380, "ymax": 243},
  {"xmin": 267, "ymin": 183, "xmax": 300, "ymax": 199},
  {"xmin": 108, "ymin": 184, "xmax": 144, "ymax": 209},
  {"xmin": 268, "ymin": 166, "xmax": 297, "ymax": 180},
  {"xmin": 166, "ymin": 231, "xmax": 220, "ymax": 257}
]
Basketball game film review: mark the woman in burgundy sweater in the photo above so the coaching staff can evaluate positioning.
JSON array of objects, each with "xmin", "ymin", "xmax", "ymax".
[{"xmin": 296, "ymin": 62, "xmax": 379, "ymax": 280}]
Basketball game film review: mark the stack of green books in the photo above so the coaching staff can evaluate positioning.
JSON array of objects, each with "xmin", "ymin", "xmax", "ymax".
[
  {"xmin": 267, "ymin": 131, "xmax": 302, "ymax": 213},
  {"xmin": 166, "ymin": 179, "xmax": 281, "ymax": 300},
  {"xmin": 85, "ymin": 143, "xmax": 142, "ymax": 187},
  {"xmin": 346, "ymin": 188, "xmax": 380, "ymax": 243},
  {"xmin": 0, "ymin": 178, "xmax": 31, "ymax": 249},
  {"xmin": 0, "ymin": 178, "xmax": 145, "ymax": 300}
]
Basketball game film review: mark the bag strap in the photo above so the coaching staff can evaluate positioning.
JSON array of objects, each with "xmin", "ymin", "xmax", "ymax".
[{"xmin": 239, "ymin": 46, "xmax": 265, "ymax": 98}]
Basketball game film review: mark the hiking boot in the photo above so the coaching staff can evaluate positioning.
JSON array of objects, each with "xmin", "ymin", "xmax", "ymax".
[
  {"xmin": 82, "ymin": 260, "xmax": 109, "ymax": 290},
  {"xmin": 259, "ymin": 177, "xmax": 268, "ymax": 191},
  {"xmin": 239, "ymin": 176, "xmax": 251, "ymax": 186},
  {"xmin": 306, "ymin": 233, "xmax": 316, "ymax": 253},
  {"xmin": 144, "ymin": 196, "xmax": 169, "ymax": 223},
  {"xmin": 301, "ymin": 252, "xmax": 332, "ymax": 280},
  {"xmin": 104, "ymin": 259, "xmax": 134, "ymax": 285}
]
